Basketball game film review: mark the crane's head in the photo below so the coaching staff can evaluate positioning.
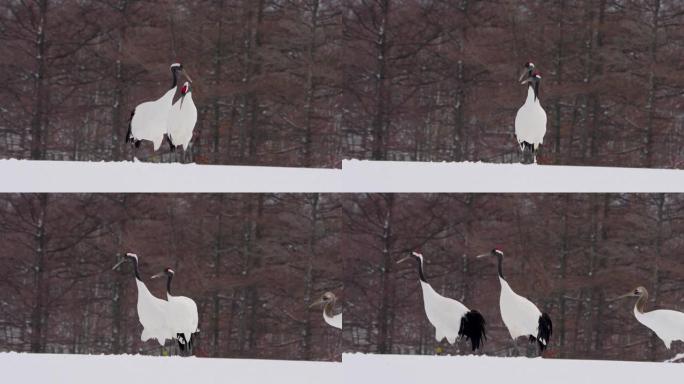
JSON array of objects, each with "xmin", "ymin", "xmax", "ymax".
[
  {"xmin": 180, "ymin": 82, "xmax": 191, "ymax": 95},
  {"xmin": 521, "ymin": 71, "xmax": 542, "ymax": 100},
  {"xmin": 170, "ymin": 63, "xmax": 193, "ymax": 83},
  {"xmin": 616, "ymin": 286, "xmax": 648, "ymax": 299},
  {"xmin": 476, "ymin": 248, "xmax": 504, "ymax": 259},
  {"xmin": 396, "ymin": 251, "xmax": 424, "ymax": 265},
  {"xmin": 519, "ymin": 62, "xmax": 535, "ymax": 82},
  {"xmin": 309, "ymin": 291, "xmax": 337, "ymax": 308},
  {"xmin": 151, "ymin": 267, "xmax": 175, "ymax": 280},
  {"xmin": 111, "ymin": 253, "xmax": 138, "ymax": 270}
]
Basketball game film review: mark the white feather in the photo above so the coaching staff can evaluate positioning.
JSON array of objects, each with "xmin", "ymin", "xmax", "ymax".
[
  {"xmin": 515, "ymin": 86, "xmax": 547, "ymax": 149},
  {"xmin": 130, "ymin": 88, "xmax": 175, "ymax": 151},
  {"xmin": 166, "ymin": 292, "xmax": 199, "ymax": 344},
  {"xmin": 135, "ymin": 278, "xmax": 173, "ymax": 346},
  {"xmin": 499, "ymin": 277, "xmax": 543, "ymax": 342},
  {"xmin": 166, "ymin": 86, "xmax": 197, "ymax": 150},
  {"xmin": 419, "ymin": 280, "xmax": 470, "ymax": 344},
  {"xmin": 324, "ymin": 311, "xmax": 342, "ymax": 330},
  {"xmin": 634, "ymin": 307, "xmax": 684, "ymax": 349}
]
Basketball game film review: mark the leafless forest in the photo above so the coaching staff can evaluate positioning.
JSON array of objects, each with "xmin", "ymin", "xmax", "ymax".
[
  {"xmin": 0, "ymin": 1, "xmax": 342, "ymax": 166},
  {"xmin": 1, "ymin": 1, "xmax": 683, "ymax": 167},
  {"xmin": 0, "ymin": 194, "xmax": 342, "ymax": 361},
  {"xmin": 343, "ymin": 194, "xmax": 684, "ymax": 362}
]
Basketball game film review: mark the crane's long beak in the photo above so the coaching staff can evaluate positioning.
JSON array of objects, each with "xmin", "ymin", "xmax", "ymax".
[
  {"xmin": 183, "ymin": 69, "xmax": 193, "ymax": 83},
  {"xmin": 396, "ymin": 255, "xmax": 412, "ymax": 264},
  {"xmin": 475, "ymin": 253, "xmax": 490, "ymax": 259},
  {"xmin": 519, "ymin": 68, "xmax": 529, "ymax": 82},
  {"xmin": 309, "ymin": 299, "xmax": 325, "ymax": 308},
  {"xmin": 111, "ymin": 259, "xmax": 125, "ymax": 270},
  {"xmin": 609, "ymin": 292, "xmax": 635, "ymax": 301},
  {"xmin": 150, "ymin": 272, "xmax": 165, "ymax": 279},
  {"xmin": 520, "ymin": 77, "xmax": 531, "ymax": 85}
]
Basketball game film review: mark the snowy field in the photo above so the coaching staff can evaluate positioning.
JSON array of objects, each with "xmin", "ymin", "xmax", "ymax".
[
  {"xmin": 0, "ymin": 352, "xmax": 341, "ymax": 384},
  {"xmin": 342, "ymin": 159, "xmax": 684, "ymax": 192},
  {"xmin": 0, "ymin": 159, "xmax": 341, "ymax": 192},
  {"xmin": 343, "ymin": 353, "xmax": 683, "ymax": 384},
  {"xmin": 4, "ymin": 158, "xmax": 684, "ymax": 192}
]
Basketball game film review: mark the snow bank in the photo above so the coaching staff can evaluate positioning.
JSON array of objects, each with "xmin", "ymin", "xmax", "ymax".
[
  {"xmin": 0, "ymin": 159, "xmax": 341, "ymax": 192},
  {"xmin": 0, "ymin": 352, "xmax": 340, "ymax": 384},
  {"xmin": 342, "ymin": 353, "xmax": 683, "ymax": 384},
  {"xmin": 341, "ymin": 159, "xmax": 684, "ymax": 192},
  {"xmin": 3, "ymin": 158, "xmax": 684, "ymax": 192}
]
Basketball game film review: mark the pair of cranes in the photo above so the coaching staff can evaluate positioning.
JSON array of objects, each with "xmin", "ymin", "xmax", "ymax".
[
  {"xmin": 126, "ymin": 63, "xmax": 198, "ymax": 153},
  {"xmin": 398, "ymin": 250, "xmax": 684, "ymax": 357},
  {"xmin": 515, "ymin": 62, "xmax": 547, "ymax": 163},
  {"xmin": 113, "ymin": 251, "xmax": 340, "ymax": 356},
  {"xmin": 398, "ymin": 249, "xmax": 550, "ymax": 355},
  {"xmin": 112, "ymin": 253, "xmax": 199, "ymax": 355}
]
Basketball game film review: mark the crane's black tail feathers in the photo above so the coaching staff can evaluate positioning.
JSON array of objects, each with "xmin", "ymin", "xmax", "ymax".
[
  {"xmin": 534, "ymin": 312, "xmax": 553, "ymax": 352},
  {"xmin": 126, "ymin": 110, "xmax": 135, "ymax": 144},
  {"xmin": 459, "ymin": 310, "xmax": 487, "ymax": 351}
]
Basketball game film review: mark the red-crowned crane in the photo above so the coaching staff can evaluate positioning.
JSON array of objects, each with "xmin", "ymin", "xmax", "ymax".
[
  {"xmin": 476, "ymin": 249, "xmax": 552, "ymax": 354},
  {"xmin": 166, "ymin": 81, "xmax": 197, "ymax": 152},
  {"xmin": 515, "ymin": 62, "xmax": 547, "ymax": 163},
  {"xmin": 616, "ymin": 286, "xmax": 684, "ymax": 350},
  {"xmin": 126, "ymin": 63, "xmax": 190, "ymax": 151},
  {"xmin": 310, "ymin": 292, "xmax": 342, "ymax": 330},
  {"xmin": 151, "ymin": 267, "xmax": 199, "ymax": 355},
  {"xmin": 112, "ymin": 253, "xmax": 173, "ymax": 346},
  {"xmin": 397, "ymin": 251, "xmax": 486, "ymax": 351}
]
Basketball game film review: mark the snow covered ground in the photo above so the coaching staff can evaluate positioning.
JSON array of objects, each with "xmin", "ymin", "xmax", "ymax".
[
  {"xmin": 342, "ymin": 159, "xmax": 684, "ymax": 192},
  {"xmin": 342, "ymin": 353, "xmax": 683, "ymax": 384},
  {"xmin": 3, "ymin": 158, "xmax": 684, "ymax": 192},
  {"xmin": 0, "ymin": 159, "xmax": 341, "ymax": 192},
  {"xmin": 0, "ymin": 352, "xmax": 340, "ymax": 384}
]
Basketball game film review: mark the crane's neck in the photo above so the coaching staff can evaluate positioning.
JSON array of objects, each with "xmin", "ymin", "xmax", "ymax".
[
  {"xmin": 635, "ymin": 292, "xmax": 648, "ymax": 314},
  {"xmin": 324, "ymin": 299, "xmax": 336, "ymax": 318},
  {"xmin": 166, "ymin": 273, "xmax": 173, "ymax": 295},
  {"xmin": 527, "ymin": 81, "xmax": 540, "ymax": 102},
  {"xmin": 496, "ymin": 253, "xmax": 504, "ymax": 279},
  {"xmin": 170, "ymin": 70, "xmax": 179, "ymax": 90},
  {"xmin": 131, "ymin": 258, "xmax": 141, "ymax": 281},
  {"xmin": 415, "ymin": 257, "xmax": 427, "ymax": 283}
]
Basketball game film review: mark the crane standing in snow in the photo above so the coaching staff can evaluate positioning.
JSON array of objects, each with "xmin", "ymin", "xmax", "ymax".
[
  {"xmin": 126, "ymin": 63, "xmax": 191, "ymax": 152},
  {"xmin": 166, "ymin": 81, "xmax": 197, "ymax": 155},
  {"xmin": 151, "ymin": 267, "xmax": 199, "ymax": 356},
  {"xmin": 476, "ymin": 249, "xmax": 552, "ymax": 355},
  {"xmin": 397, "ymin": 251, "xmax": 486, "ymax": 351},
  {"xmin": 310, "ymin": 291, "xmax": 342, "ymax": 330},
  {"xmin": 514, "ymin": 62, "xmax": 547, "ymax": 164},
  {"xmin": 616, "ymin": 286, "xmax": 684, "ymax": 352},
  {"xmin": 112, "ymin": 253, "xmax": 173, "ymax": 347}
]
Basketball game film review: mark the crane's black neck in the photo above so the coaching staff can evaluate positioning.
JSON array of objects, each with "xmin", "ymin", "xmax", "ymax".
[
  {"xmin": 170, "ymin": 69, "xmax": 180, "ymax": 90},
  {"xmin": 131, "ymin": 258, "xmax": 141, "ymax": 281},
  {"xmin": 166, "ymin": 273, "xmax": 173, "ymax": 295},
  {"xmin": 496, "ymin": 253, "xmax": 504, "ymax": 279},
  {"xmin": 532, "ymin": 81, "xmax": 540, "ymax": 101},
  {"xmin": 414, "ymin": 256, "xmax": 427, "ymax": 283}
]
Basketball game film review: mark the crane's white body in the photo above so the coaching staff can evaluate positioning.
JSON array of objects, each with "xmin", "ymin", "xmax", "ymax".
[
  {"xmin": 130, "ymin": 87, "xmax": 176, "ymax": 151},
  {"xmin": 166, "ymin": 292, "xmax": 199, "ymax": 344},
  {"xmin": 166, "ymin": 91, "xmax": 197, "ymax": 150},
  {"xmin": 514, "ymin": 86, "xmax": 547, "ymax": 151},
  {"xmin": 499, "ymin": 277, "xmax": 544, "ymax": 343},
  {"xmin": 634, "ymin": 306, "xmax": 684, "ymax": 349},
  {"xmin": 419, "ymin": 280, "xmax": 470, "ymax": 344},
  {"xmin": 323, "ymin": 311, "xmax": 342, "ymax": 330},
  {"xmin": 135, "ymin": 278, "xmax": 173, "ymax": 345}
]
